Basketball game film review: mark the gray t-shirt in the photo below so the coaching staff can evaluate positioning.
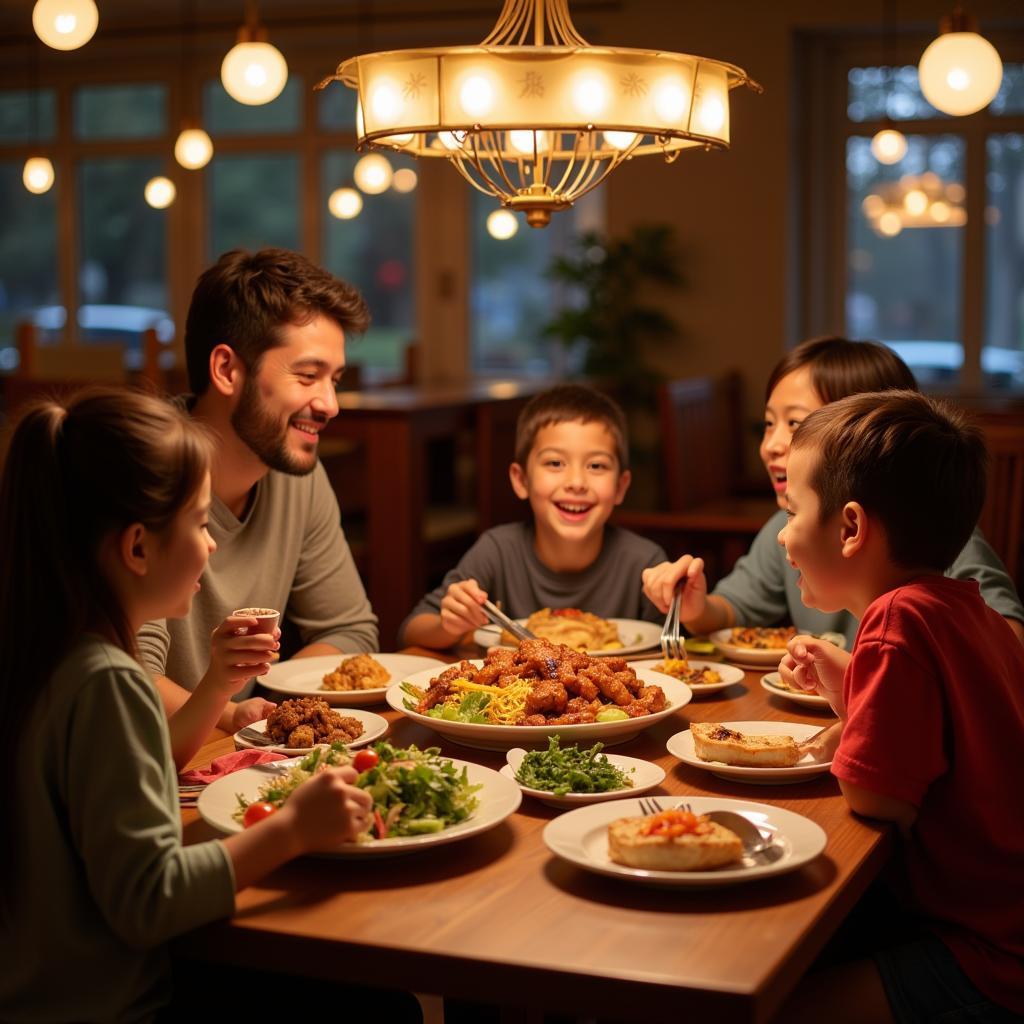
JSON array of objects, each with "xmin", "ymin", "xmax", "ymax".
[
  {"xmin": 400, "ymin": 522, "xmax": 667, "ymax": 643},
  {"xmin": 138, "ymin": 461, "xmax": 378, "ymax": 697},
  {"xmin": 713, "ymin": 509, "xmax": 1024, "ymax": 647},
  {"xmin": 0, "ymin": 637, "xmax": 235, "ymax": 1022}
]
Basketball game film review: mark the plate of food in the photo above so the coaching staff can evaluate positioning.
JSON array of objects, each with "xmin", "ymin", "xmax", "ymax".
[
  {"xmin": 760, "ymin": 672, "xmax": 834, "ymax": 710},
  {"xmin": 390, "ymin": 643, "xmax": 691, "ymax": 751},
  {"xmin": 234, "ymin": 698, "xmax": 389, "ymax": 755},
  {"xmin": 259, "ymin": 653, "xmax": 445, "ymax": 707},
  {"xmin": 543, "ymin": 796, "xmax": 826, "ymax": 887},
  {"xmin": 473, "ymin": 609, "xmax": 661, "ymax": 657},
  {"xmin": 645, "ymin": 658, "xmax": 744, "ymax": 695},
  {"xmin": 199, "ymin": 741, "xmax": 521, "ymax": 856},
  {"xmin": 501, "ymin": 738, "xmax": 666, "ymax": 807},
  {"xmin": 709, "ymin": 628, "xmax": 846, "ymax": 667},
  {"xmin": 666, "ymin": 721, "xmax": 833, "ymax": 783}
]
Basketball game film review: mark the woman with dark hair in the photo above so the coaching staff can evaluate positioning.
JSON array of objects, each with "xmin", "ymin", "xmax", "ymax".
[
  {"xmin": 642, "ymin": 337, "xmax": 1024, "ymax": 646},
  {"xmin": 0, "ymin": 387, "xmax": 372, "ymax": 1022}
]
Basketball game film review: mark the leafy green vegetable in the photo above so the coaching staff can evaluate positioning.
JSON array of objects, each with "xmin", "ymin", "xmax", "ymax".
[
  {"xmin": 513, "ymin": 735, "xmax": 635, "ymax": 797},
  {"xmin": 400, "ymin": 681, "xmax": 491, "ymax": 723}
]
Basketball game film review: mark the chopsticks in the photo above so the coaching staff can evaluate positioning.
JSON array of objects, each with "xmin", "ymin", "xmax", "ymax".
[{"xmin": 482, "ymin": 600, "xmax": 537, "ymax": 643}]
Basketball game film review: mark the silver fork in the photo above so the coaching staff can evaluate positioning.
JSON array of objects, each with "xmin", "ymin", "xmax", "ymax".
[
  {"xmin": 659, "ymin": 588, "xmax": 683, "ymax": 661},
  {"xmin": 638, "ymin": 796, "xmax": 664, "ymax": 816}
]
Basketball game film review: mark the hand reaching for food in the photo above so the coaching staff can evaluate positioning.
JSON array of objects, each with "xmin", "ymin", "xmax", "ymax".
[
  {"xmin": 781, "ymin": 635, "xmax": 851, "ymax": 717},
  {"xmin": 279, "ymin": 765, "xmax": 374, "ymax": 851},
  {"xmin": 797, "ymin": 720, "xmax": 843, "ymax": 761},
  {"xmin": 229, "ymin": 697, "xmax": 278, "ymax": 731},
  {"xmin": 439, "ymin": 578, "xmax": 490, "ymax": 637},
  {"xmin": 642, "ymin": 554, "xmax": 708, "ymax": 620}
]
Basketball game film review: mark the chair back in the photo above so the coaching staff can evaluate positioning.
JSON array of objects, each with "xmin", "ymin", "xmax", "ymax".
[{"xmin": 976, "ymin": 418, "xmax": 1024, "ymax": 587}]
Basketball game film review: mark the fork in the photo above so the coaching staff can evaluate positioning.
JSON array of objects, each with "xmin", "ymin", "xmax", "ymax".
[
  {"xmin": 659, "ymin": 588, "xmax": 683, "ymax": 661},
  {"xmin": 235, "ymin": 725, "xmax": 278, "ymax": 747}
]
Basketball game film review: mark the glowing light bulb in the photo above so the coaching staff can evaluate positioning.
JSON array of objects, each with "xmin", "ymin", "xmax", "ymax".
[
  {"xmin": 870, "ymin": 128, "xmax": 908, "ymax": 165},
  {"xmin": 174, "ymin": 128, "xmax": 213, "ymax": 170},
  {"xmin": 379, "ymin": 133, "xmax": 414, "ymax": 147},
  {"xmin": 862, "ymin": 194, "xmax": 885, "ymax": 218},
  {"xmin": 603, "ymin": 131, "xmax": 638, "ymax": 150},
  {"xmin": 32, "ymin": 0, "xmax": 98, "ymax": 50},
  {"xmin": 508, "ymin": 130, "xmax": 551, "ymax": 155},
  {"xmin": 438, "ymin": 130, "xmax": 466, "ymax": 151},
  {"xmin": 903, "ymin": 189, "xmax": 929, "ymax": 216},
  {"xmin": 697, "ymin": 96, "xmax": 725, "ymax": 134},
  {"xmin": 486, "ymin": 209, "xmax": 518, "ymax": 240},
  {"xmin": 653, "ymin": 79, "xmax": 689, "ymax": 122},
  {"xmin": 930, "ymin": 201, "xmax": 952, "ymax": 223},
  {"xmin": 371, "ymin": 81, "xmax": 401, "ymax": 122},
  {"xmin": 353, "ymin": 153, "xmax": 393, "ymax": 194},
  {"xmin": 878, "ymin": 211, "xmax": 903, "ymax": 236},
  {"xmin": 391, "ymin": 168, "xmax": 418, "ymax": 193},
  {"xmin": 221, "ymin": 40, "xmax": 288, "ymax": 105},
  {"xmin": 460, "ymin": 75, "xmax": 494, "ymax": 117},
  {"xmin": 23, "ymin": 156, "xmax": 54, "ymax": 194},
  {"xmin": 572, "ymin": 75, "xmax": 608, "ymax": 118},
  {"xmin": 328, "ymin": 187, "xmax": 363, "ymax": 219},
  {"xmin": 918, "ymin": 31, "xmax": 1002, "ymax": 116},
  {"xmin": 144, "ymin": 176, "xmax": 176, "ymax": 209}
]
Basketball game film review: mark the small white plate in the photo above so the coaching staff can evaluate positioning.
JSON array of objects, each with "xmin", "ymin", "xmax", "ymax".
[
  {"xmin": 645, "ymin": 659, "xmax": 744, "ymax": 695},
  {"xmin": 473, "ymin": 618, "xmax": 661, "ymax": 657},
  {"xmin": 259, "ymin": 653, "xmax": 445, "ymax": 707},
  {"xmin": 543, "ymin": 795, "xmax": 827, "ymax": 887},
  {"xmin": 198, "ymin": 758, "xmax": 521, "ymax": 857},
  {"xmin": 501, "ymin": 746, "xmax": 666, "ymax": 807},
  {"xmin": 760, "ymin": 672, "xmax": 835, "ymax": 710},
  {"xmin": 234, "ymin": 708, "xmax": 389, "ymax": 755},
  {"xmin": 710, "ymin": 628, "xmax": 846, "ymax": 667},
  {"xmin": 666, "ymin": 721, "xmax": 833, "ymax": 784},
  {"xmin": 389, "ymin": 661, "xmax": 691, "ymax": 751}
]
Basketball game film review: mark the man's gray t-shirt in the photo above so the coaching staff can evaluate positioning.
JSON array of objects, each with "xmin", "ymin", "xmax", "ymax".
[
  {"xmin": 138, "ymin": 461, "xmax": 378, "ymax": 697},
  {"xmin": 399, "ymin": 522, "xmax": 667, "ymax": 643},
  {"xmin": 713, "ymin": 509, "xmax": 1024, "ymax": 647}
]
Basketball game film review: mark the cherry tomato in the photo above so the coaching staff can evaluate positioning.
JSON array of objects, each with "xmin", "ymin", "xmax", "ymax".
[
  {"xmin": 353, "ymin": 749, "xmax": 380, "ymax": 773},
  {"xmin": 242, "ymin": 801, "xmax": 276, "ymax": 827}
]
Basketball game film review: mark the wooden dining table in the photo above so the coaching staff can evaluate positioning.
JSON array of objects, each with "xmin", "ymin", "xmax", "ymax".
[{"xmin": 176, "ymin": 647, "xmax": 892, "ymax": 1024}]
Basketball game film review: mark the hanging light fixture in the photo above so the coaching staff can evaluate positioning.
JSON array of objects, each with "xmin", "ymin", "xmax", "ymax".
[
  {"xmin": 221, "ymin": 0, "xmax": 288, "ymax": 106},
  {"xmin": 918, "ymin": 6, "xmax": 1002, "ymax": 116},
  {"xmin": 174, "ymin": 127, "xmax": 213, "ymax": 169},
  {"xmin": 862, "ymin": 171, "xmax": 966, "ymax": 235},
  {"xmin": 391, "ymin": 167, "xmax": 418, "ymax": 193},
  {"xmin": 174, "ymin": 1, "xmax": 214, "ymax": 170},
  {"xmin": 354, "ymin": 153, "xmax": 393, "ymax": 194},
  {"xmin": 486, "ymin": 208, "xmax": 519, "ymax": 239},
  {"xmin": 32, "ymin": 0, "xmax": 98, "ymax": 51},
  {"xmin": 23, "ymin": 156, "xmax": 55, "ymax": 194},
  {"xmin": 144, "ymin": 176, "xmax": 177, "ymax": 209},
  {"xmin": 869, "ymin": 0, "xmax": 907, "ymax": 166},
  {"xmin": 328, "ymin": 187, "xmax": 363, "ymax": 219},
  {"xmin": 317, "ymin": 0, "xmax": 760, "ymax": 227}
]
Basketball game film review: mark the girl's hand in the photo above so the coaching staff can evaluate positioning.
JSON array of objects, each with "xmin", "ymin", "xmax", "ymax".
[
  {"xmin": 205, "ymin": 615, "xmax": 281, "ymax": 695},
  {"xmin": 229, "ymin": 697, "xmax": 277, "ymax": 730},
  {"xmin": 780, "ymin": 635, "xmax": 851, "ymax": 717},
  {"xmin": 641, "ymin": 555, "xmax": 707, "ymax": 621},
  {"xmin": 439, "ymin": 579, "xmax": 489, "ymax": 637},
  {"xmin": 281, "ymin": 766, "xmax": 374, "ymax": 851}
]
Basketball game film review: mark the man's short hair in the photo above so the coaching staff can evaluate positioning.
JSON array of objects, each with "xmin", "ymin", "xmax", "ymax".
[
  {"xmin": 792, "ymin": 390, "xmax": 987, "ymax": 572},
  {"xmin": 514, "ymin": 385, "xmax": 629, "ymax": 469},
  {"xmin": 184, "ymin": 248, "xmax": 371, "ymax": 395}
]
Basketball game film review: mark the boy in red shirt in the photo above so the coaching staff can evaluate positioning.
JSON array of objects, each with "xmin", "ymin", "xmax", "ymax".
[{"xmin": 776, "ymin": 390, "xmax": 1024, "ymax": 1023}]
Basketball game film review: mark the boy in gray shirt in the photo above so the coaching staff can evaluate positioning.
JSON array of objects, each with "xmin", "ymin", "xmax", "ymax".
[{"xmin": 400, "ymin": 386, "xmax": 665, "ymax": 648}]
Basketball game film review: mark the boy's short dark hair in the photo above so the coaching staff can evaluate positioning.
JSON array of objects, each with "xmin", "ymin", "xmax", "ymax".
[
  {"xmin": 792, "ymin": 390, "xmax": 987, "ymax": 572},
  {"xmin": 184, "ymin": 248, "xmax": 370, "ymax": 395},
  {"xmin": 514, "ymin": 385, "xmax": 629, "ymax": 469}
]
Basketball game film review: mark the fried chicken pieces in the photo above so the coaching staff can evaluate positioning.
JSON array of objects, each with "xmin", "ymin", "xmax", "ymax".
[
  {"xmin": 414, "ymin": 639, "xmax": 666, "ymax": 726},
  {"xmin": 265, "ymin": 697, "xmax": 365, "ymax": 748}
]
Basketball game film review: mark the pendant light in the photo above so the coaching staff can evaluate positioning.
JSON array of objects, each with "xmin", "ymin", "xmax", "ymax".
[
  {"xmin": 918, "ymin": 6, "xmax": 1002, "ymax": 116},
  {"xmin": 32, "ymin": 0, "xmax": 98, "ymax": 51},
  {"xmin": 22, "ymin": 42, "xmax": 54, "ymax": 195},
  {"xmin": 870, "ymin": 0, "xmax": 907, "ymax": 166},
  {"xmin": 174, "ymin": 1, "xmax": 213, "ymax": 169},
  {"xmin": 328, "ymin": 187, "xmax": 363, "ymax": 219},
  {"xmin": 144, "ymin": 176, "xmax": 177, "ymax": 209},
  {"xmin": 221, "ymin": 1, "xmax": 288, "ymax": 106}
]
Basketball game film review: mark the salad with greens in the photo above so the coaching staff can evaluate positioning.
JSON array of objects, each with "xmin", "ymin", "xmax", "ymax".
[
  {"xmin": 233, "ymin": 740, "xmax": 480, "ymax": 840},
  {"xmin": 513, "ymin": 736, "xmax": 635, "ymax": 797},
  {"xmin": 401, "ymin": 681, "xmax": 491, "ymax": 723}
]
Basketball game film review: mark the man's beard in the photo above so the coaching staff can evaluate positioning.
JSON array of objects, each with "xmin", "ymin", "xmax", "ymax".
[{"xmin": 231, "ymin": 375, "xmax": 318, "ymax": 476}]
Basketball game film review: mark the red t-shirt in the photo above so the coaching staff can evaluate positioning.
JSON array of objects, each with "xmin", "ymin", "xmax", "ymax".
[{"xmin": 833, "ymin": 576, "xmax": 1024, "ymax": 1012}]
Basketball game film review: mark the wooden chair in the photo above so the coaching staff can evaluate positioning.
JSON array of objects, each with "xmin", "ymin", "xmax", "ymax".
[{"xmin": 975, "ymin": 416, "xmax": 1024, "ymax": 587}]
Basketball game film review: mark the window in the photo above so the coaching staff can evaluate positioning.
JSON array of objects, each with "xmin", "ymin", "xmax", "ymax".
[
  {"xmin": 74, "ymin": 84, "xmax": 167, "ymax": 140},
  {"xmin": 807, "ymin": 41, "xmax": 1024, "ymax": 394},
  {"xmin": 204, "ymin": 77, "xmax": 302, "ymax": 135},
  {"xmin": 208, "ymin": 154, "xmax": 300, "ymax": 254}
]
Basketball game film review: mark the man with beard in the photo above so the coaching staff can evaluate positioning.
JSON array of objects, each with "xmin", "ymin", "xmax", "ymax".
[{"xmin": 138, "ymin": 248, "xmax": 378, "ymax": 734}]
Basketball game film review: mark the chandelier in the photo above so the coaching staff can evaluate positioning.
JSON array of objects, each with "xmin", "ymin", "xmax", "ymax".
[
  {"xmin": 317, "ymin": 0, "xmax": 759, "ymax": 227},
  {"xmin": 862, "ymin": 172, "xmax": 966, "ymax": 237}
]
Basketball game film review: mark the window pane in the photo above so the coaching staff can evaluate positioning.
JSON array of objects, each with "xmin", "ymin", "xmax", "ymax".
[
  {"xmin": 846, "ymin": 134, "xmax": 965, "ymax": 387},
  {"xmin": 991, "ymin": 64, "xmax": 1024, "ymax": 116},
  {"xmin": 983, "ymin": 133, "xmax": 1024, "ymax": 390},
  {"xmin": 204, "ymin": 77, "xmax": 302, "ymax": 135},
  {"xmin": 74, "ymin": 84, "xmax": 167, "ymax": 140},
  {"xmin": 318, "ymin": 85, "xmax": 357, "ymax": 131},
  {"xmin": 0, "ymin": 161, "xmax": 59, "ymax": 368},
  {"xmin": 471, "ymin": 192, "xmax": 604, "ymax": 375},
  {"xmin": 78, "ymin": 158, "xmax": 170, "ymax": 367},
  {"xmin": 0, "ymin": 89, "xmax": 56, "ymax": 145},
  {"xmin": 208, "ymin": 154, "xmax": 299, "ymax": 254},
  {"xmin": 847, "ymin": 65, "xmax": 945, "ymax": 122},
  {"xmin": 321, "ymin": 150, "xmax": 415, "ymax": 374}
]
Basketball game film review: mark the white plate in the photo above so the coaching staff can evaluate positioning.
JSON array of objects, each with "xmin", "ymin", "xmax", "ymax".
[
  {"xmin": 709, "ymin": 629, "xmax": 846, "ymax": 667},
  {"xmin": 234, "ymin": 708, "xmax": 389, "ymax": 755},
  {"xmin": 666, "ymin": 721, "xmax": 833, "ymax": 784},
  {"xmin": 543, "ymin": 795, "xmax": 827, "ymax": 887},
  {"xmin": 198, "ymin": 757, "xmax": 522, "ymax": 857},
  {"xmin": 645, "ymin": 659, "xmax": 744, "ymax": 695},
  {"xmin": 388, "ymin": 661, "xmax": 692, "ymax": 751},
  {"xmin": 259, "ymin": 653, "xmax": 445, "ymax": 706},
  {"xmin": 473, "ymin": 618, "xmax": 661, "ymax": 657},
  {"xmin": 501, "ymin": 746, "xmax": 666, "ymax": 807},
  {"xmin": 760, "ymin": 672, "xmax": 835, "ymax": 710}
]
